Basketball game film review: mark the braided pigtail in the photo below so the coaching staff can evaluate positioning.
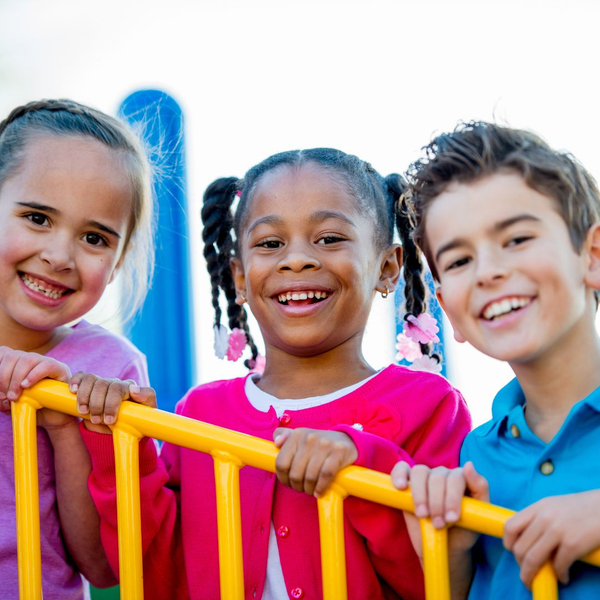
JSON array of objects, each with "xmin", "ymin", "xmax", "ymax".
[
  {"xmin": 201, "ymin": 178, "xmax": 258, "ymax": 368},
  {"xmin": 386, "ymin": 174, "xmax": 438, "ymax": 359},
  {"xmin": 201, "ymin": 177, "xmax": 238, "ymax": 328}
]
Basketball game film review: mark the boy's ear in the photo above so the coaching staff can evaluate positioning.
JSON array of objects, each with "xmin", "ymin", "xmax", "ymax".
[
  {"xmin": 377, "ymin": 244, "xmax": 402, "ymax": 295},
  {"xmin": 584, "ymin": 224, "xmax": 600, "ymax": 290},
  {"xmin": 230, "ymin": 257, "xmax": 247, "ymax": 305},
  {"xmin": 435, "ymin": 287, "xmax": 466, "ymax": 344}
]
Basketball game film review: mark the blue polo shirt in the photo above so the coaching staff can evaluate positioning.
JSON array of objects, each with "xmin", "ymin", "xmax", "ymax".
[{"xmin": 461, "ymin": 378, "xmax": 600, "ymax": 599}]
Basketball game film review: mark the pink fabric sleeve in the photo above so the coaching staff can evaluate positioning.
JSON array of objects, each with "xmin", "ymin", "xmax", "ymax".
[
  {"xmin": 338, "ymin": 388, "xmax": 472, "ymax": 599},
  {"xmin": 81, "ymin": 425, "xmax": 189, "ymax": 599}
]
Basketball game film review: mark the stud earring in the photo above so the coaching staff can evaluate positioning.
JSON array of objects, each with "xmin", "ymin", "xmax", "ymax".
[
  {"xmin": 381, "ymin": 286, "xmax": 390, "ymax": 299},
  {"xmin": 237, "ymin": 294, "xmax": 247, "ymax": 305}
]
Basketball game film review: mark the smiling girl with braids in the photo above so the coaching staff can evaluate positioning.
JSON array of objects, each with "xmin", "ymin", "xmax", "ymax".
[
  {"xmin": 0, "ymin": 99, "xmax": 154, "ymax": 597},
  {"xmin": 78, "ymin": 148, "xmax": 471, "ymax": 599}
]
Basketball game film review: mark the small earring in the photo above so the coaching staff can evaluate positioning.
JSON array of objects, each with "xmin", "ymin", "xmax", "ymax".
[
  {"xmin": 237, "ymin": 294, "xmax": 247, "ymax": 305},
  {"xmin": 381, "ymin": 286, "xmax": 389, "ymax": 299}
]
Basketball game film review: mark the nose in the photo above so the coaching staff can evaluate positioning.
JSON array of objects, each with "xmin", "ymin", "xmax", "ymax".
[
  {"xmin": 476, "ymin": 248, "xmax": 508, "ymax": 287},
  {"xmin": 277, "ymin": 241, "xmax": 320, "ymax": 273},
  {"xmin": 39, "ymin": 234, "xmax": 75, "ymax": 271}
]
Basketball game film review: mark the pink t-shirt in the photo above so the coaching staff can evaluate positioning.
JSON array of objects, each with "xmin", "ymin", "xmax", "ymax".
[{"xmin": 0, "ymin": 320, "xmax": 148, "ymax": 599}]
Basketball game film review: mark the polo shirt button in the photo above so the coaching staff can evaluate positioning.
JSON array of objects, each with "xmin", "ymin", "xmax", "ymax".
[
  {"xmin": 352, "ymin": 423, "xmax": 364, "ymax": 431},
  {"xmin": 277, "ymin": 525, "xmax": 290, "ymax": 538},
  {"xmin": 252, "ymin": 588, "xmax": 257, "ymax": 597},
  {"xmin": 540, "ymin": 460, "xmax": 554, "ymax": 475},
  {"xmin": 279, "ymin": 413, "xmax": 292, "ymax": 426},
  {"xmin": 510, "ymin": 424, "xmax": 520, "ymax": 438},
  {"xmin": 291, "ymin": 588, "xmax": 304, "ymax": 599}
]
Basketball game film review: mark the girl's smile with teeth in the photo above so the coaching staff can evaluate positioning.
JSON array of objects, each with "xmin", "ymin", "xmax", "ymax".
[
  {"xmin": 20, "ymin": 272, "xmax": 73, "ymax": 300},
  {"xmin": 277, "ymin": 290, "xmax": 329, "ymax": 304},
  {"xmin": 481, "ymin": 296, "xmax": 532, "ymax": 321}
]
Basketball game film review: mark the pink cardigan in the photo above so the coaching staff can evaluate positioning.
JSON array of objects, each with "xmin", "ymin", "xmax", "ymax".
[{"xmin": 82, "ymin": 365, "xmax": 471, "ymax": 600}]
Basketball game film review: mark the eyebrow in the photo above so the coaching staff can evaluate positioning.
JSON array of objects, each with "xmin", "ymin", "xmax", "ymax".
[
  {"xmin": 434, "ymin": 213, "xmax": 541, "ymax": 263},
  {"xmin": 17, "ymin": 201, "xmax": 121, "ymax": 239},
  {"xmin": 247, "ymin": 210, "xmax": 356, "ymax": 235}
]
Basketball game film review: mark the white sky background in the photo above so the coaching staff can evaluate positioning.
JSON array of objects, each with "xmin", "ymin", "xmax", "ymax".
[{"xmin": 1, "ymin": 0, "xmax": 599, "ymax": 426}]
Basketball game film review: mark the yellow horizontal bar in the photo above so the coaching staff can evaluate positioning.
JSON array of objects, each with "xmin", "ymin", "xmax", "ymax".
[{"xmin": 23, "ymin": 380, "xmax": 600, "ymax": 571}]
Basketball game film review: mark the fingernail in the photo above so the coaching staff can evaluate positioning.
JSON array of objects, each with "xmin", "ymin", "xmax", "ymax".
[
  {"xmin": 433, "ymin": 516, "xmax": 446, "ymax": 529},
  {"xmin": 21, "ymin": 379, "xmax": 29, "ymax": 388},
  {"xmin": 90, "ymin": 415, "xmax": 101, "ymax": 424},
  {"xmin": 78, "ymin": 405, "xmax": 89, "ymax": 414},
  {"xmin": 415, "ymin": 504, "xmax": 429, "ymax": 518},
  {"xmin": 274, "ymin": 435, "xmax": 282, "ymax": 445},
  {"xmin": 104, "ymin": 415, "xmax": 115, "ymax": 425},
  {"xmin": 70, "ymin": 383, "xmax": 78, "ymax": 393},
  {"xmin": 445, "ymin": 510, "xmax": 458, "ymax": 522},
  {"xmin": 7, "ymin": 391, "xmax": 17, "ymax": 400},
  {"xmin": 130, "ymin": 385, "xmax": 140, "ymax": 394}
]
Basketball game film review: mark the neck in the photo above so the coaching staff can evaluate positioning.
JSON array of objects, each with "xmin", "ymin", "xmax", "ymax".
[
  {"xmin": 257, "ymin": 340, "xmax": 377, "ymax": 399},
  {"xmin": 511, "ymin": 320, "xmax": 600, "ymax": 443},
  {"xmin": 0, "ymin": 314, "xmax": 66, "ymax": 354}
]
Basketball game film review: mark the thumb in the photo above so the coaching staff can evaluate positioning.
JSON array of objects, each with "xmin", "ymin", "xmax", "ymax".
[
  {"xmin": 273, "ymin": 427, "xmax": 291, "ymax": 447},
  {"xmin": 128, "ymin": 385, "xmax": 157, "ymax": 408},
  {"xmin": 464, "ymin": 461, "xmax": 490, "ymax": 502}
]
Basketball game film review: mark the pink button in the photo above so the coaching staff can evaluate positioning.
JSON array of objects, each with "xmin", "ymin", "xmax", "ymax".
[
  {"xmin": 279, "ymin": 413, "xmax": 292, "ymax": 426},
  {"xmin": 277, "ymin": 525, "xmax": 289, "ymax": 538},
  {"xmin": 291, "ymin": 587, "xmax": 304, "ymax": 599}
]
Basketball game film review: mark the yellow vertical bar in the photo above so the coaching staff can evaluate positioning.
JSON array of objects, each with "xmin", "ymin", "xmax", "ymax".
[
  {"xmin": 420, "ymin": 519, "xmax": 450, "ymax": 600},
  {"xmin": 213, "ymin": 452, "xmax": 244, "ymax": 600},
  {"xmin": 531, "ymin": 563, "xmax": 558, "ymax": 600},
  {"xmin": 317, "ymin": 486, "xmax": 348, "ymax": 600},
  {"xmin": 12, "ymin": 400, "xmax": 43, "ymax": 600},
  {"xmin": 113, "ymin": 426, "xmax": 144, "ymax": 600}
]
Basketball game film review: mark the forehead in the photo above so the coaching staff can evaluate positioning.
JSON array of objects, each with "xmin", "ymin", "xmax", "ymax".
[
  {"xmin": 426, "ymin": 172, "xmax": 563, "ymax": 250},
  {"xmin": 243, "ymin": 162, "xmax": 366, "ymax": 227},
  {"xmin": 3, "ymin": 134, "xmax": 133, "ymax": 224}
]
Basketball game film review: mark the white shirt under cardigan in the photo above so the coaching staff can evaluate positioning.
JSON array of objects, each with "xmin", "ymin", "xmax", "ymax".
[{"xmin": 244, "ymin": 374, "xmax": 377, "ymax": 600}]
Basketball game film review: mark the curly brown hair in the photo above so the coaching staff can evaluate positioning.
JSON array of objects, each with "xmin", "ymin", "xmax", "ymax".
[{"xmin": 402, "ymin": 121, "xmax": 600, "ymax": 280}]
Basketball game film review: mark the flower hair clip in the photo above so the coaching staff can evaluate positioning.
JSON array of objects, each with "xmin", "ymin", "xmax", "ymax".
[
  {"xmin": 403, "ymin": 313, "xmax": 440, "ymax": 345},
  {"xmin": 213, "ymin": 324, "xmax": 247, "ymax": 362}
]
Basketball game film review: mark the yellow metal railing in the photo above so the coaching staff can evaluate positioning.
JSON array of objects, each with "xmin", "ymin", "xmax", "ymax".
[{"xmin": 12, "ymin": 380, "xmax": 600, "ymax": 599}]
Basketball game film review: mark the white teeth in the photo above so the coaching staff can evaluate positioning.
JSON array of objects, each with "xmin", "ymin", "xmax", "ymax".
[
  {"xmin": 277, "ymin": 290, "xmax": 329, "ymax": 304},
  {"xmin": 20, "ymin": 274, "xmax": 67, "ymax": 299},
  {"xmin": 483, "ymin": 297, "xmax": 531, "ymax": 320}
]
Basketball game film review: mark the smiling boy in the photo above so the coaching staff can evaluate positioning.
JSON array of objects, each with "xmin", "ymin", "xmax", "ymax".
[{"xmin": 393, "ymin": 122, "xmax": 600, "ymax": 599}]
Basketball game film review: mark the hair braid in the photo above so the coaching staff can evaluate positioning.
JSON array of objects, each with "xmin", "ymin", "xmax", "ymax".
[
  {"xmin": 386, "ymin": 175, "xmax": 432, "ymax": 356},
  {"xmin": 0, "ymin": 99, "xmax": 88, "ymax": 137},
  {"xmin": 201, "ymin": 177, "xmax": 238, "ymax": 328}
]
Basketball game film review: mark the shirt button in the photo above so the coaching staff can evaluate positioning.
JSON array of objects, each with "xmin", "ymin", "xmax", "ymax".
[
  {"xmin": 352, "ymin": 422, "xmax": 364, "ymax": 431},
  {"xmin": 510, "ymin": 424, "xmax": 520, "ymax": 438},
  {"xmin": 291, "ymin": 588, "xmax": 304, "ymax": 599},
  {"xmin": 260, "ymin": 524, "xmax": 264, "ymax": 534},
  {"xmin": 277, "ymin": 525, "xmax": 290, "ymax": 538},
  {"xmin": 279, "ymin": 413, "xmax": 292, "ymax": 426},
  {"xmin": 540, "ymin": 460, "xmax": 554, "ymax": 475},
  {"xmin": 253, "ymin": 588, "xmax": 257, "ymax": 597}
]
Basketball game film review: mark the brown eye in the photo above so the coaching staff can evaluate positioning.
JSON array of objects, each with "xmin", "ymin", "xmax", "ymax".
[
  {"xmin": 84, "ymin": 232, "xmax": 107, "ymax": 246},
  {"xmin": 27, "ymin": 213, "xmax": 48, "ymax": 226}
]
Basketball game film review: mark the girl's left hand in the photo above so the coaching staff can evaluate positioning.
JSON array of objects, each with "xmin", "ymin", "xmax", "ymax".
[{"xmin": 273, "ymin": 427, "xmax": 358, "ymax": 498}]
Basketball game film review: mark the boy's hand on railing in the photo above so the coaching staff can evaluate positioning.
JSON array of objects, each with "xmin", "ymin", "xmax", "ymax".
[
  {"xmin": 504, "ymin": 489, "xmax": 600, "ymax": 588},
  {"xmin": 0, "ymin": 347, "xmax": 76, "ymax": 427},
  {"xmin": 70, "ymin": 372, "xmax": 156, "ymax": 433},
  {"xmin": 273, "ymin": 428, "xmax": 358, "ymax": 499},
  {"xmin": 391, "ymin": 461, "xmax": 489, "ymax": 559}
]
